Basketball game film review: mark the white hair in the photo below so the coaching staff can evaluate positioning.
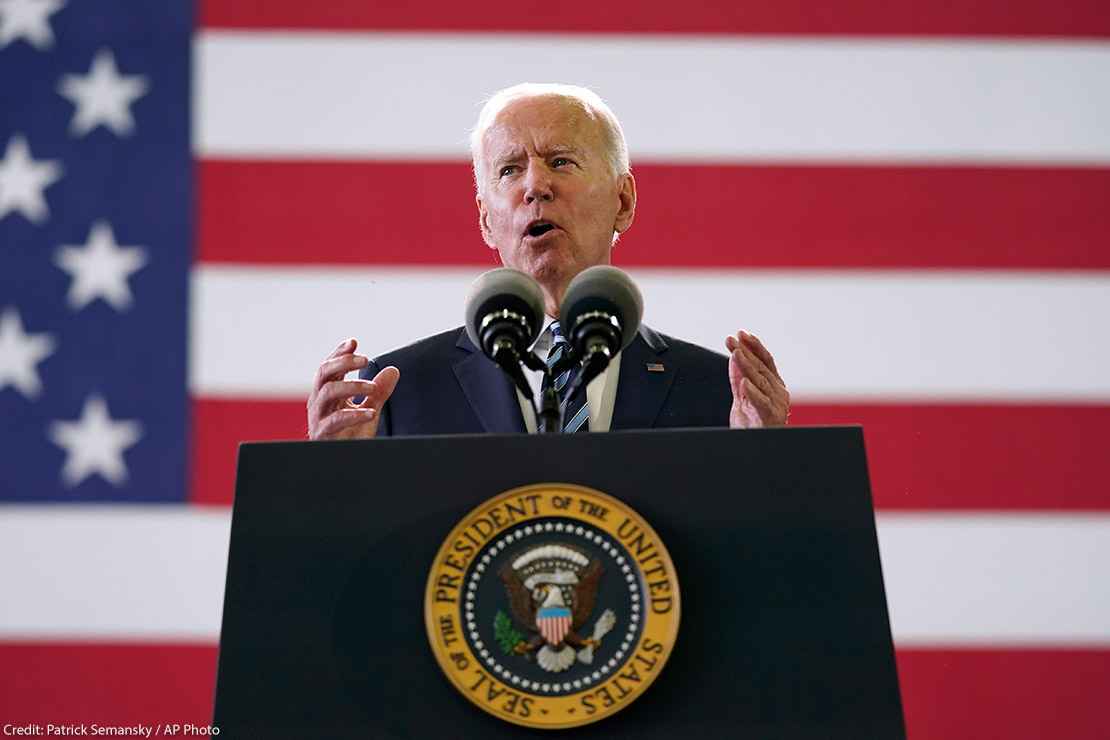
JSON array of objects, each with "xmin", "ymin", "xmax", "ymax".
[{"xmin": 469, "ymin": 83, "xmax": 630, "ymax": 194}]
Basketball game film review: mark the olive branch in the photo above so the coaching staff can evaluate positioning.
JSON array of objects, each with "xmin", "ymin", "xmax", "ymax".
[{"xmin": 493, "ymin": 610, "xmax": 523, "ymax": 655}]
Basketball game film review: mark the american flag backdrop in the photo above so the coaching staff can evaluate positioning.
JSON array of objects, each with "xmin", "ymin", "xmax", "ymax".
[{"xmin": 2, "ymin": 1, "xmax": 1109, "ymax": 736}]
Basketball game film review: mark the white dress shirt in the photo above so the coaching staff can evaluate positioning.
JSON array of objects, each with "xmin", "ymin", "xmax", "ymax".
[{"xmin": 514, "ymin": 314, "xmax": 621, "ymax": 433}]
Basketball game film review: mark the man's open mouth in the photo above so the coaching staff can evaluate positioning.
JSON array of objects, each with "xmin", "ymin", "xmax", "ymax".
[{"xmin": 525, "ymin": 221, "xmax": 557, "ymax": 238}]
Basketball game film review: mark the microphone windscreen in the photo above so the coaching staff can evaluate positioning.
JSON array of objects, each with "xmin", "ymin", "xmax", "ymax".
[
  {"xmin": 464, "ymin": 268, "xmax": 546, "ymax": 351},
  {"xmin": 560, "ymin": 265, "xmax": 643, "ymax": 352}
]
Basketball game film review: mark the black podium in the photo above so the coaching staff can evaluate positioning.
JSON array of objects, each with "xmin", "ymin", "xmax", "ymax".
[{"xmin": 213, "ymin": 427, "xmax": 905, "ymax": 738}]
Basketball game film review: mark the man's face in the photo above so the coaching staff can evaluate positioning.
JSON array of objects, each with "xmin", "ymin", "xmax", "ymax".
[{"xmin": 475, "ymin": 96, "xmax": 635, "ymax": 310}]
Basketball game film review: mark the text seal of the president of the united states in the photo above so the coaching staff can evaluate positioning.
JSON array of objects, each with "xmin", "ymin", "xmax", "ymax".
[{"xmin": 424, "ymin": 483, "xmax": 681, "ymax": 729}]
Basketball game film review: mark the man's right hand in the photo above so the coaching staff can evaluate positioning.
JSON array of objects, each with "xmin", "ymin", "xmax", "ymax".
[{"xmin": 307, "ymin": 338, "xmax": 400, "ymax": 440}]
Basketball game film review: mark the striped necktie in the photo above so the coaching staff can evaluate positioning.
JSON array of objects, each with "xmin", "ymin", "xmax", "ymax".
[{"xmin": 543, "ymin": 321, "xmax": 589, "ymax": 433}]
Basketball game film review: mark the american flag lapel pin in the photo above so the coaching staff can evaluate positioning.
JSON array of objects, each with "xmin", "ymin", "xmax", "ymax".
[{"xmin": 646, "ymin": 362, "xmax": 665, "ymax": 373}]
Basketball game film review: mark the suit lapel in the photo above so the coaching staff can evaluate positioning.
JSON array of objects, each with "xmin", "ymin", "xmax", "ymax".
[
  {"xmin": 452, "ymin": 330, "xmax": 527, "ymax": 434},
  {"xmin": 610, "ymin": 326, "xmax": 675, "ymax": 430}
]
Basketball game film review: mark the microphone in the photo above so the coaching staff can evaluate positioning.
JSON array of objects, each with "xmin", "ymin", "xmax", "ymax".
[
  {"xmin": 559, "ymin": 265, "xmax": 643, "ymax": 388},
  {"xmin": 464, "ymin": 268, "xmax": 546, "ymax": 399}
]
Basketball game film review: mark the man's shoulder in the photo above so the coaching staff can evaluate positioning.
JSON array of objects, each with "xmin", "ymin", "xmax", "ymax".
[
  {"xmin": 643, "ymin": 326, "xmax": 727, "ymax": 375},
  {"xmin": 371, "ymin": 326, "xmax": 468, "ymax": 368}
]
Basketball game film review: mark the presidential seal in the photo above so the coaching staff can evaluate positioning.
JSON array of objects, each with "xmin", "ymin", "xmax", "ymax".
[{"xmin": 424, "ymin": 483, "xmax": 680, "ymax": 729}]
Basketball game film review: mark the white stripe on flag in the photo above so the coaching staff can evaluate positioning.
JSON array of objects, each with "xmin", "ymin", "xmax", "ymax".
[
  {"xmin": 878, "ymin": 513, "xmax": 1110, "ymax": 645},
  {"xmin": 2, "ymin": 507, "xmax": 1108, "ymax": 643},
  {"xmin": 195, "ymin": 33, "xmax": 1110, "ymax": 162},
  {"xmin": 0, "ymin": 506, "xmax": 230, "ymax": 641},
  {"xmin": 191, "ymin": 266, "xmax": 1110, "ymax": 400}
]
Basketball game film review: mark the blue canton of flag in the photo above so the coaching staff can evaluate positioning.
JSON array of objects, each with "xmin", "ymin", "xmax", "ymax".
[{"xmin": 1, "ymin": 1, "xmax": 192, "ymax": 502}]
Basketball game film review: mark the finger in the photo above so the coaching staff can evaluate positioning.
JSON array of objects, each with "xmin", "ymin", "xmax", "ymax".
[
  {"xmin": 745, "ymin": 373, "xmax": 790, "ymax": 427},
  {"xmin": 740, "ymin": 340, "xmax": 786, "ymax": 393},
  {"xmin": 313, "ymin": 407, "xmax": 377, "ymax": 439},
  {"xmin": 740, "ymin": 331, "xmax": 783, "ymax": 382},
  {"xmin": 734, "ymin": 345, "xmax": 776, "ymax": 396},
  {"xmin": 729, "ymin": 332, "xmax": 763, "ymax": 378},
  {"xmin": 357, "ymin": 365, "xmax": 400, "ymax": 408},
  {"xmin": 313, "ymin": 353, "xmax": 370, "ymax": 392},
  {"xmin": 312, "ymin": 338, "xmax": 360, "ymax": 391},
  {"xmin": 328, "ymin": 338, "xmax": 358, "ymax": 360},
  {"xmin": 311, "ymin": 379, "xmax": 376, "ymax": 418},
  {"xmin": 741, "ymin": 377, "xmax": 776, "ymax": 424},
  {"xmin": 727, "ymin": 343, "xmax": 745, "ymax": 400}
]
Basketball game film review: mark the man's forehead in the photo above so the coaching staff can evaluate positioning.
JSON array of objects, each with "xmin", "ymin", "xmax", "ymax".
[{"xmin": 482, "ymin": 97, "xmax": 602, "ymax": 159}]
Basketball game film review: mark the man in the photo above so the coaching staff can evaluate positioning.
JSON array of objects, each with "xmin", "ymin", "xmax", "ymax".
[{"xmin": 307, "ymin": 84, "xmax": 789, "ymax": 440}]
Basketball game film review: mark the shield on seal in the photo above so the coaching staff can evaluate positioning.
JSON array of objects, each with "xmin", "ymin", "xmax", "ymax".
[{"xmin": 536, "ymin": 606, "xmax": 572, "ymax": 646}]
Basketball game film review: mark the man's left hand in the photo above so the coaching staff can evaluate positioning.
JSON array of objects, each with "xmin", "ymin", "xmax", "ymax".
[{"xmin": 726, "ymin": 330, "xmax": 790, "ymax": 428}]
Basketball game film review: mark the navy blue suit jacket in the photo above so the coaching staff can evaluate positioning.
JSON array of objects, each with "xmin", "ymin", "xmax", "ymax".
[{"xmin": 362, "ymin": 325, "xmax": 732, "ymax": 436}]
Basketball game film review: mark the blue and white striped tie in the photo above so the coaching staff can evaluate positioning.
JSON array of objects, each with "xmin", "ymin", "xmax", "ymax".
[{"xmin": 544, "ymin": 321, "xmax": 589, "ymax": 433}]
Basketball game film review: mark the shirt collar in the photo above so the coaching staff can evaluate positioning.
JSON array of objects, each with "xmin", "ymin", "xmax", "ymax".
[{"xmin": 529, "ymin": 313, "xmax": 558, "ymax": 355}]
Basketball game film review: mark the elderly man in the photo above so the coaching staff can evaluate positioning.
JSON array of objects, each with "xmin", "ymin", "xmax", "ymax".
[{"xmin": 307, "ymin": 83, "xmax": 789, "ymax": 440}]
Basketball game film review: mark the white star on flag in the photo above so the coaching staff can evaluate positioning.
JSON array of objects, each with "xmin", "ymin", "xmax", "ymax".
[
  {"xmin": 48, "ymin": 394, "xmax": 143, "ymax": 487},
  {"xmin": 57, "ymin": 48, "xmax": 150, "ymax": 137},
  {"xmin": 0, "ymin": 306, "xmax": 56, "ymax": 399},
  {"xmin": 0, "ymin": 0, "xmax": 64, "ymax": 50},
  {"xmin": 54, "ymin": 220, "xmax": 148, "ymax": 311},
  {"xmin": 0, "ymin": 134, "xmax": 62, "ymax": 224}
]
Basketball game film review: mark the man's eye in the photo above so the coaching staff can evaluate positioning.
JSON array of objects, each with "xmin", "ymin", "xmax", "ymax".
[
  {"xmin": 552, "ymin": 157, "xmax": 571, "ymax": 167},
  {"xmin": 499, "ymin": 166, "xmax": 516, "ymax": 177}
]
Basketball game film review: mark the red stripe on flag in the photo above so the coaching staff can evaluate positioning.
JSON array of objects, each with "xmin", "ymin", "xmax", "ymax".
[
  {"xmin": 896, "ymin": 648, "xmax": 1110, "ymax": 740},
  {"xmin": 191, "ymin": 397, "xmax": 1110, "ymax": 510},
  {"xmin": 199, "ymin": 0, "xmax": 1110, "ymax": 38},
  {"xmin": 189, "ymin": 397, "xmax": 304, "ymax": 507},
  {"xmin": 1, "ymin": 643, "xmax": 1106, "ymax": 739},
  {"xmin": 0, "ymin": 642, "xmax": 216, "ymax": 726},
  {"xmin": 198, "ymin": 160, "xmax": 1110, "ymax": 270},
  {"xmin": 790, "ymin": 403, "xmax": 1110, "ymax": 511}
]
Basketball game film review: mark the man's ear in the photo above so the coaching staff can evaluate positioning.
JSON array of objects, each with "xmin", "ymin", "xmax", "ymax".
[
  {"xmin": 476, "ymin": 193, "xmax": 496, "ymax": 249},
  {"xmin": 613, "ymin": 172, "xmax": 637, "ymax": 235}
]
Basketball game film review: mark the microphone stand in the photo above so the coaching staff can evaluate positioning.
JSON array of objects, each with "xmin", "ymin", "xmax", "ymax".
[
  {"xmin": 536, "ymin": 387, "xmax": 561, "ymax": 434},
  {"xmin": 556, "ymin": 346, "xmax": 609, "ymax": 424},
  {"xmin": 520, "ymin": 351, "xmax": 562, "ymax": 434},
  {"xmin": 542, "ymin": 345, "xmax": 608, "ymax": 434},
  {"xmin": 492, "ymin": 329, "xmax": 609, "ymax": 436},
  {"xmin": 554, "ymin": 311, "xmax": 622, "ymax": 423}
]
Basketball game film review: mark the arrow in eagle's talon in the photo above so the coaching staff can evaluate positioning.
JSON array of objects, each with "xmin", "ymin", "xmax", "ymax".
[
  {"xmin": 592, "ymin": 609, "xmax": 616, "ymax": 641},
  {"xmin": 578, "ymin": 609, "xmax": 618, "ymax": 664}
]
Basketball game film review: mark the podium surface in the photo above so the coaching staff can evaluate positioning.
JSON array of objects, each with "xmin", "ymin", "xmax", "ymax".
[{"xmin": 214, "ymin": 427, "xmax": 904, "ymax": 738}]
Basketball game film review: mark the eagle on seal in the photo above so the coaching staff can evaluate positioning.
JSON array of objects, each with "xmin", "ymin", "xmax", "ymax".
[{"xmin": 498, "ymin": 543, "xmax": 615, "ymax": 672}]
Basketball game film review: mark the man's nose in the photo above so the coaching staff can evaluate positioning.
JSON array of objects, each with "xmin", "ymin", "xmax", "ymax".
[{"xmin": 522, "ymin": 164, "xmax": 554, "ymax": 203}]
